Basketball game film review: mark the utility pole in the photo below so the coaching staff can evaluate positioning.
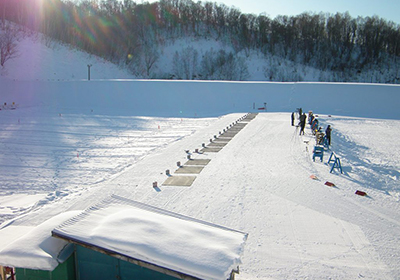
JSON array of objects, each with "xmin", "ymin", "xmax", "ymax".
[{"xmin": 87, "ymin": 64, "xmax": 92, "ymax": 81}]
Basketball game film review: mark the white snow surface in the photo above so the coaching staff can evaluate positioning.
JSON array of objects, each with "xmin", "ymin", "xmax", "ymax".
[
  {"xmin": 0, "ymin": 36, "xmax": 400, "ymax": 279},
  {"xmin": 0, "ymin": 210, "xmax": 80, "ymax": 270}
]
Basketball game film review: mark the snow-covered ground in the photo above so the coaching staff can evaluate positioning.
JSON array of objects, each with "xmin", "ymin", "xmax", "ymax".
[
  {"xmin": 1, "ymin": 88, "xmax": 400, "ymax": 279},
  {"xmin": 0, "ymin": 105, "xmax": 217, "ymax": 222},
  {"xmin": 1, "ymin": 33, "xmax": 400, "ymax": 279}
]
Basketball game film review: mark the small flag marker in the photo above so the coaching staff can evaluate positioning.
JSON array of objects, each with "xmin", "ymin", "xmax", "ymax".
[
  {"xmin": 355, "ymin": 190, "xmax": 367, "ymax": 196},
  {"xmin": 325, "ymin": 181, "xmax": 335, "ymax": 187}
]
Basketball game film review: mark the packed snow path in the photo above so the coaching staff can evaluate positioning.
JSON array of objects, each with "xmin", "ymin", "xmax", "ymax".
[{"xmin": 1, "ymin": 112, "xmax": 399, "ymax": 279}]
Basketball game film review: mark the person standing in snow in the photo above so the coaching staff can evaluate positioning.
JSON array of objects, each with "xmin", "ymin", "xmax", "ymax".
[
  {"xmin": 311, "ymin": 118, "xmax": 319, "ymax": 134},
  {"xmin": 291, "ymin": 112, "xmax": 295, "ymax": 126},
  {"xmin": 316, "ymin": 127, "xmax": 324, "ymax": 144},
  {"xmin": 299, "ymin": 113, "xmax": 306, "ymax": 135},
  {"xmin": 308, "ymin": 111, "xmax": 313, "ymax": 124},
  {"xmin": 325, "ymin": 125, "xmax": 332, "ymax": 145}
]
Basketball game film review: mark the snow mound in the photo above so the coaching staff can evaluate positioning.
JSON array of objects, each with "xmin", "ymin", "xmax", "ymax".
[{"xmin": 0, "ymin": 211, "xmax": 81, "ymax": 270}]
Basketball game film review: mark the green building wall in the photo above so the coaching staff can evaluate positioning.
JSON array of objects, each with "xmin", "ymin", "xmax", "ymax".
[
  {"xmin": 15, "ymin": 254, "xmax": 76, "ymax": 280},
  {"xmin": 15, "ymin": 245, "xmax": 189, "ymax": 280},
  {"xmin": 75, "ymin": 245, "xmax": 180, "ymax": 280}
]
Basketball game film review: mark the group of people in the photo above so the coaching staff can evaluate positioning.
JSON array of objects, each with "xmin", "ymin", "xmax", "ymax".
[{"xmin": 291, "ymin": 110, "xmax": 332, "ymax": 146}]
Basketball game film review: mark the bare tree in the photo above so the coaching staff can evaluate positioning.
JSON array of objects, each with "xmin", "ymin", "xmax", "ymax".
[
  {"xmin": 143, "ymin": 43, "xmax": 159, "ymax": 78},
  {"xmin": 0, "ymin": 25, "xmax": 18, "ymax": 67},
  {"xmin": 182, "ymin": 46, "xmax": 198, "ymax": 79},
  {"xmin": 172, "ymin": 46, "xmax": 199, "ymax": 79}
]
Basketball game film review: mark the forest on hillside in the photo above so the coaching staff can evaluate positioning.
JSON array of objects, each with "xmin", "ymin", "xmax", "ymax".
[{"xmin": 1, "ymin": 0, "xmax": 400, "ymax": 83}]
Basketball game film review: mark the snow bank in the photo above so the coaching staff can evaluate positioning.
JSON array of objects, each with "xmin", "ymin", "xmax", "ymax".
[
  {"xmin": 0, "ymin": 194, "xmax": 47, "ymax": 215},
  {"xmin": 0, "ymin": 211, "xmax": 81, "ymax": 270},
  {"xmin": 1, "ymin": 79, "xmax": 400, "ymax": 119}
]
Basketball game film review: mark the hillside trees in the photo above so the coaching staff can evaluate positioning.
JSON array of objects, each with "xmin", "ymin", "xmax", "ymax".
[
  {"xmin": 325, "ymin": 12, "xmax": 357, "ymax": 70},
  {"xmin": 1, "ymin": 0, "xmax": 400, "ymax": 82},
  {"xmin": 0, "ymin": 24, "xmax": 18, "ymax": 67},
  {"xmin": 200, "ymin": 49, "xmax": 249, "ymax": 80},
  {"xmin": 171, "ymin": 47, "xmax": 249, "ymax": 80},
  {"xmin": 172, "ymin": 46, "xmax": 199, "ymax": 79}
]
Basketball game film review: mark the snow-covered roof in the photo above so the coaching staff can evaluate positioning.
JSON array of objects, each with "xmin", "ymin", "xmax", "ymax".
[
  {"xmin": 52, "ymin": 195, "xmax": 248, "ymax": 280},
  {"xmin": 0, "ymin": 211, "xmax": 81, "ymax": 270}
]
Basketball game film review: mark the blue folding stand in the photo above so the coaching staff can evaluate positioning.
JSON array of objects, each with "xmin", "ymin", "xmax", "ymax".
[
  {"xmin": 328, "ymin": 152, "xmax": 343, "ymax": 173},
  {"xmin": 313, "ymin": 146, "xmax": 324, "ymax": 162}
]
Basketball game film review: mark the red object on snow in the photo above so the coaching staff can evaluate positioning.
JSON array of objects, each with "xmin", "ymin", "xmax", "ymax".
[
  {"xmin": 258, "ymin": 107, "xmax": 265, "ymax": 110},
  {"xmin": 325, "ymin": 181, "xmax": 335, "ymax": 187},
  {"xmin": 355, "ymin": 190, "xmax": 367, "ymax": 196}
]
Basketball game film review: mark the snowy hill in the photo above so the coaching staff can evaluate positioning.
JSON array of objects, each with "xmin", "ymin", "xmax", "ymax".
[
  {"xmin": 0, "ymin": 33, "xmax": 135, "ymax": 81},
  {"xmin": 0, "ymin": 32, "xmax": 291, "ymax": 81},
  {"xmin": 1, "ymin": 32, "xmax": 397, "ymax": 83},
  {"xmin": 0, "ymin": 32, "xmax": 400, "ymax": 279}
]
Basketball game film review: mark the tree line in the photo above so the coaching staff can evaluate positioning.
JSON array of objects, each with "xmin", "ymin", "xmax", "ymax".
[{"xmin": 1, "ymin": 0, "xmax": 400, "ymax": 82}]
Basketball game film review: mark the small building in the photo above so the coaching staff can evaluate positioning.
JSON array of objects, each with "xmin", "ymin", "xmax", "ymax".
[{"xmin": 0, "ymin": 195, "xmax": 248, "ymax": 280}]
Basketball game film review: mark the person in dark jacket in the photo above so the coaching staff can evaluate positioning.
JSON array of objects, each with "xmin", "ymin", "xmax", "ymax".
[
  {"xmin": 325, "ymin": 125, "xmax": 332, "ymax": 145},
  {"xmin": 291, "ymin": 112, "xmax": 295, "ymax": 126},
  {"xmin": 299, "ymin": 113, "xmax": 306, "ymax": 135}
]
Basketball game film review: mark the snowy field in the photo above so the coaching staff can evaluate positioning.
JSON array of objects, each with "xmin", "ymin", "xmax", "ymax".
[
  {"xmin": 0, "ymin": 87, "xmax": 400, "ymax": 279},
  {"xmin": 0, "ymin": 106, "xmax": 216, "ymax": 222},
  {"xmin": 1, "ymin": 35, "xmax": 400, "ymax": 279}
]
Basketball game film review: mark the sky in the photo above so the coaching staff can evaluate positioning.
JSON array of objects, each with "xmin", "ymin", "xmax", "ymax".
[{"xmin": 215, "ymin": 0, "xmax": 400, "ymax": 23}]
